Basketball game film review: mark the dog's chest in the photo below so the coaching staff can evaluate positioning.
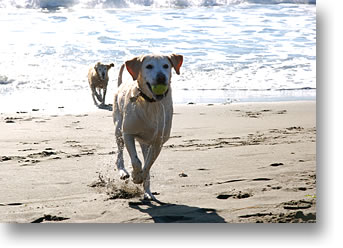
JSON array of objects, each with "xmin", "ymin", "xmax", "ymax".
[
  {"xmin": 123, "ymin": 103, "xmax": 172, "ymax": 145},
  {"xmin": 94, "ymin": 77, "xmax": 108, "ymax": 88}
]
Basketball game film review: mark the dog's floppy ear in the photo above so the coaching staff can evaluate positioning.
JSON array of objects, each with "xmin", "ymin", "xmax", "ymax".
[
  {"xmin": 108, "ymin": 63, "xmax": 114, "ymax": 69},
  {"xmin": 125, "ymin": 56, "xmax": 143, "ymax": 81},
  {"xmin": 168, "ymin": 54, "xmax": 183, "ymax": 75},
  {"xmin": 94, "ymin": 62, "xmax": 101, "ymax": 70}
]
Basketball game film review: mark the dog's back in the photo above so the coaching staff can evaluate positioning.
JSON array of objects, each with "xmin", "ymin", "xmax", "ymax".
[{"xmin": 117, "ymin": 64, "xmax": 125, "ymax": 87}]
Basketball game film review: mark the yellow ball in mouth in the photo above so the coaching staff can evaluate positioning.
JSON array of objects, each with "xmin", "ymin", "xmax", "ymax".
[{"xmin": 151, "ymin": 84, "xmax": 168, "ymax": 95}]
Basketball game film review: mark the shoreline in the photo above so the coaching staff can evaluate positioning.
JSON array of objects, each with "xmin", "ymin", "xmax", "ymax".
[
  {"xmin": 0, "ymin": 87, "xmax": 315, "ymax": 114},
  {"xmin": 0, "ymin": 96, "xmax": 316, "ymax": 115},
  {"xmin": 0, "ymin": 101, "xmax": 316, "ymax": 223}
]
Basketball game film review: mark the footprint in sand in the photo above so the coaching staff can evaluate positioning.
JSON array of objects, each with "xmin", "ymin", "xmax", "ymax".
[
  {"xmin": 270, "ymin": 162, "xmax": 284, "ymax": 167},
  {"xmin": 4, "ymin": 117, "xmax": 23, "ymax": 123},
  {"xmin": 282, "ymin": 200, "xmax": 313, "ymax": 210},
  {"xmin": 179, "ymin": 172, "xmax": 188, "ymax": 177},
  {"xmin": 0, "ymin": 156, "xmax": 12, "ymax": 162},
  {"xmin": 276, "ymin": 110, "xmax": 287, "ymax": 114},
  {"xmin": 64, "ymin": 140, "xmax": 81, "ymax": 144},
  {"xmin": 1, "ymin": 155, "xmax": 26, "ymax": 162},
  {"xmin": 0, "ymin": 202, "xmax": 23, "ymax": 206},
  {"xmin": 239, "ymin": 213, "xmax": 272, "ymax": 219},
  {"xmin": 18, "ymin": 148, "xmax": 37, "ymax": 152},
  {"xmin": 28, "ymin": 151, "xmax": 57, "ymax": 158},
  {"xmin": 252, "ymin": 178, "xmax": 272, "ymax": 181},
  {"xmin": 216, "ymin": 191, "xmax": 252, "ymax": 200},
  {"xmin": 31, "ymin": 215, "xmax": 69, "ymax": 223}
]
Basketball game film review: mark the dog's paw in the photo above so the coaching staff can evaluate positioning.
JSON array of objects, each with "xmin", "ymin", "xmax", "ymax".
[
  {"xmin": 119, "ymin": 169, "xmax": 130, "ymax": 180},
  {"xmin": 131, "ymin": 171, "xmax": 144, "ymax": 184},
  {"xmin": 144, "ymin": 192, "xmax": 157, "ymax": 201}
]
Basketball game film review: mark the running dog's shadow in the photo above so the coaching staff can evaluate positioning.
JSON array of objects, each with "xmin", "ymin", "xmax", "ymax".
[{"xmin": 128, "ymin": 199, "xmax": 226, "ymax": 223}]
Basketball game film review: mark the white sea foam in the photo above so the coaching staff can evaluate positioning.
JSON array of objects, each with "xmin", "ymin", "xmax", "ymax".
[
  {"xmin": 0, "ymin": 0, "xmax": 316, "ymax": 9},
  {"xmin": 0, "ymin": 0, "xmax": 315, "ymax": 113}
]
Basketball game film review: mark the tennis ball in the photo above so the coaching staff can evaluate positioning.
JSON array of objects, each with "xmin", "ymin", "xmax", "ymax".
[{"xmin": 151, "ymin": 84, "xmax": 168, "ymax": 95}]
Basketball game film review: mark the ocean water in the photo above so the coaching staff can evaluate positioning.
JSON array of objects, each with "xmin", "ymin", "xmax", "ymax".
[{"xmin": 0, "ymin": 0, "xmax": 316, "ymax": 113}]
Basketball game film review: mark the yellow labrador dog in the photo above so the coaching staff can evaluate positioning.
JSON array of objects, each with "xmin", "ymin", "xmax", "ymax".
[
  {"xmin": 88, "ymin": 62, "xmax": 114, "ymax": 106},
  {"xmin": 113, "ymin": 54, "xmax": 183, "ymax": 200}
]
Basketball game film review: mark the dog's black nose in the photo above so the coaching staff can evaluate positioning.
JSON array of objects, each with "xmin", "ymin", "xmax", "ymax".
[{"xmin": 156, "ymin": 72, "xmax": 166, "ymax": 85}]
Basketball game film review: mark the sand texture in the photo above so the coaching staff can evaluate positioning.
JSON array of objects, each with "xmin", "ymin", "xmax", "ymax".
[{"xmin": 0, "ymin": 101, "xmax": 316, "ymax": 223}]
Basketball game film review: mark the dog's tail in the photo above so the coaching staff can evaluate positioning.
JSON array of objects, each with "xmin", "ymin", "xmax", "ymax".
[{"xmin": 117, "ymin": 64, "xmax": 125, "ymax": 87}]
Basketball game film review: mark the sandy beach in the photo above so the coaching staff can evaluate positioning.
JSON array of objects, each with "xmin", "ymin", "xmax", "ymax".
[{"xmin": 0, "ymin": 101, "xmax": 316, "ymax": 223}]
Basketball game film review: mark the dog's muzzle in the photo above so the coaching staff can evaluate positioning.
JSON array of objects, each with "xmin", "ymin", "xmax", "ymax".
[{"xmin": 156, "ymin": 72, "xmax": 166, "ymax": 85}]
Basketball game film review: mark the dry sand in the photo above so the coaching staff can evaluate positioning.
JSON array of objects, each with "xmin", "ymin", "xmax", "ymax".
[{"xmin": 0, "ymin": 101, "xmax": 316, "ymax": 223}]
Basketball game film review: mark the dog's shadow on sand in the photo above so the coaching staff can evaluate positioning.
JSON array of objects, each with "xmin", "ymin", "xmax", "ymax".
[{"xmin": 128, "ymin": 199, "xmax": 226, "ymax": 223}]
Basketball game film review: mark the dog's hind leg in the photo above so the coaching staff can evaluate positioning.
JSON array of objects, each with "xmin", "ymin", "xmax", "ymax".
[
  {"xmin": 124, "ymin": 134, "xmax": 143, "ymax": 184},
  {"xmin": 115, "ymin": 123, "xmax": 129, "ymax": 180}
]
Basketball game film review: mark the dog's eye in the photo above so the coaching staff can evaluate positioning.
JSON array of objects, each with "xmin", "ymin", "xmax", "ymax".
[
  {"xmin": 163, "ymin": 64, "xmax": 169, "ymax": 69},
  {"xmin": 146, "ymin": 64, "xmax": 153, "ymax": 69}
]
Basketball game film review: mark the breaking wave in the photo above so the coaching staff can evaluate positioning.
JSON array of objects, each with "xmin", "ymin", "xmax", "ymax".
[{"xmin": 0, "ymin": 0, "xmax": 316, "ymax": 9}]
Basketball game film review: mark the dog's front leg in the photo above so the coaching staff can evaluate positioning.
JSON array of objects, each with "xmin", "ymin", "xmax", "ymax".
[
  {"xmin": 141, "ymin": 144, "xmax": 162, "ymax": 200},
  {"xmin": 91, "ymin": 86, "xmax": 99, "ymax": 106},
  {"xmin": 143, "ymin": 172, "xmax": 156, "ymax": 200},
  {"xmin": 123, "ymin": 133, "xmax": 143, "ymax": 184},
  {"xmin": 102, "ymin": 88, "xmax": 107, "ymax": 105},
  {"xmin": 140, "ymin": 143, "xmax": 156, "ymax": 200},
  {"xmin": 115, "ymin": 124, "xmax": 129, "ymax": 180},
  {"xmin": 94, "ymin": 88, "xmax": 102, "ymax": 102},
  {"xmin": 91, "ymin": 93, "xmax": 98, "ymax": 106}
]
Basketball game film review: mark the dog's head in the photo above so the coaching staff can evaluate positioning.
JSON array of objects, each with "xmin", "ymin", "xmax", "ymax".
[
  {"xmin": 94, "ymin": 62, "xmax": 114, "ymax": 81},
  {"xmin": 125, "ymin": 54, "xmax": 183, "ymax": 101}
]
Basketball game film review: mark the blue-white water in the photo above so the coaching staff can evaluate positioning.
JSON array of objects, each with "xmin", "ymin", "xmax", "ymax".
[{"xmin": 0, "ymin": 0, "xmax": 316, "ymax": 113}]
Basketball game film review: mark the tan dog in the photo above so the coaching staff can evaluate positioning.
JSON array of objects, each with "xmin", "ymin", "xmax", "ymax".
[
  {"xmin": 113, "ymin": 54, "xmax": 183, "ymax": 200},
  {"xmin": 88, "ymin": 62, "xmax": 114, "ymax": 106}
]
